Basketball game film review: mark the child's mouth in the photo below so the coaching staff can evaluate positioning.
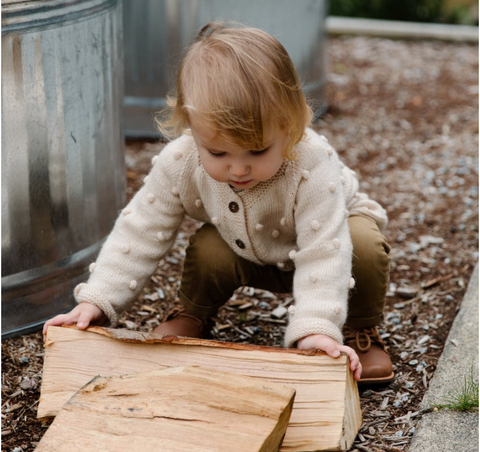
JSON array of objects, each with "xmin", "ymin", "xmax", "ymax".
[{"xmin": 231, "ymin": 180, "xmax": 252, "ymax": 185}]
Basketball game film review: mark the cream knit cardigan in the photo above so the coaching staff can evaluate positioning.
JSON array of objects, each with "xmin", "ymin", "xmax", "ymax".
[{"xmin": 75, "ymin": 128, "xmax": 387, "ymax": 347}]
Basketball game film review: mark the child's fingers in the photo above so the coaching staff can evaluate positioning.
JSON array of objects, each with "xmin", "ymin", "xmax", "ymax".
[
  {"xmin": 42, "ymin": 322, "xmax": 49, "ymax": 338},
  {"xmin": 351, "ymin": 362, "xmax": 363, "ymax": 381},
  {"xmin": 44, "ymin": 314, "xmax": 68, "ymax": 330},
  {"xmin": 43, "ymin": 319, "xmax": 52, "ymax": 336},
  {"xmin": 338, "ymin": 345, "xmax": 363, "ymax": 381},
  {"xmin": 322, "ymin": 342, "xmax": 341, "ymax": 358},
  {"xmin": 339, "ymin": 345, "xmax": 359, "ymax": 367},
  {"xmin": 43, "ymin": 313, "xmax": 76, "ymax": 340},
  {"xmin": 354, "ymin": 363, "xmax": 363, "ymax": 381},
  {"xmin": 76, "ymin": 310, "xmax": 93, "ymax": 329},
  {"xmin": 348, "ymin": 354, "xmax": 361, "ymax": 376},
  {"xmin": 345, "ymin": 349, "xmax": 360, "ymax": 371}
]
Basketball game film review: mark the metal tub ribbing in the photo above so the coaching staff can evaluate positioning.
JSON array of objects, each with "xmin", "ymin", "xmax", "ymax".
[{"xmin": 2, "ymin": 0, "xmax": 125, "ymax": 338}]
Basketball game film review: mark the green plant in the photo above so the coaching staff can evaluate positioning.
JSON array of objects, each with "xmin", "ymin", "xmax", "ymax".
[
  {"xmin": 444, "ymin": 4, "xmax": 478, "ymax": 25},
  {"xmin": 329, "ymin": 0, "xmax": 479, "ymax": 24},
  {"xmin": 329, "ymin": 0, "xmax": 444, "ymax": 23},
  {"xmin": 436, "ymin": 368, "xmax": 479, "ymax": 412}
]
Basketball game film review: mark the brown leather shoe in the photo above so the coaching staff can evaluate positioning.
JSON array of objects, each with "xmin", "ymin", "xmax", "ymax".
[
  {"xmin": 153, "ymin": 307, "xmax": 213, "ymax": 339},
  {"xmin": 343, "ymin": 326, "xmax": 394, "ymax": 385}
]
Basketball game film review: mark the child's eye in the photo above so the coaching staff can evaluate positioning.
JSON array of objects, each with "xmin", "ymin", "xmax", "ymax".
[
  {"xmin": 250, "ymin": 147, "xmax": 269, "ymax": 156},
  {"xmin": 208, "ymin": 150, "xmax": 225, "ymax": 158}
]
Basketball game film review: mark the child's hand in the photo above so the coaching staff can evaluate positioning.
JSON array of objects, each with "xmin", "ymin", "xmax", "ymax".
[
  {"xmin": 297, "ymin": 334, "xmax": 362, "ymax": 381},
  {"xmin": 42, "ymin": 302, "xmax": 106, "ymax": 342}
]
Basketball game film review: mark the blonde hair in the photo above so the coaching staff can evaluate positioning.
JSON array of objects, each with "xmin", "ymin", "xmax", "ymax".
[{"xmin": 156, "ymin": 22, "xmax": 313, "ymax": 160}]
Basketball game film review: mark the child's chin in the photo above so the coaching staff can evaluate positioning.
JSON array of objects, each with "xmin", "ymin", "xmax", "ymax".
[{"xmin": 229, "ymin": 180, "xmax": 258, "ymax": 189}]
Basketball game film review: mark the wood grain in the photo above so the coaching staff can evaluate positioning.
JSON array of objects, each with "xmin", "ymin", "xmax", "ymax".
[
  {"xmin": 36, "ymin": 366, "xmax": 295, "ymax": 452},
  {"xmin": 39, "ymin": 326, "xmax": 362, "ymax": 451}
]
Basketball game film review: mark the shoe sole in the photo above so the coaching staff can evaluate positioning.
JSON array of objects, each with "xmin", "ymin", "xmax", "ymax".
[{"xmin": 357, "ymin": 372, "xmax": 395, "ymax": 386}]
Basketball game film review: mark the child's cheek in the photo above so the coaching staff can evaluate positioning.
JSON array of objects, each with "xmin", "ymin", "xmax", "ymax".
[
  {"xmin": 258, "ymin": 156, "xmax": 284, "ymax": 182},
  {"xmin": 201, "ymin": 158, "xmax": 225, "ymax": 183}
]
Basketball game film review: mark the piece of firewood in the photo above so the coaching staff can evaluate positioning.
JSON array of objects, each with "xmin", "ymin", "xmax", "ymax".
[
  {"xmin": 35, "ymin": 366, "xmax": 295, "ymax": 452},
  {"xmin": 39, "ymin": 326, "xmax": 362, "ymax": 451}
]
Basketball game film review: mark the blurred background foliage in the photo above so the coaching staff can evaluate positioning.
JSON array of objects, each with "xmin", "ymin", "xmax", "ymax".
[{"xmin": 329, "ymin": 0, "xmax": 479, "ymax": 25}]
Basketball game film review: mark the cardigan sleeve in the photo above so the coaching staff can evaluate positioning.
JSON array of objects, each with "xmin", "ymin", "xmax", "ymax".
[
  {"xmin": 341, "ymin": 167, "xmax": 388, "ymax": 232},
  {"xmin": 284, "ymin": 148, "xmax": 353, "ymax": 348},
  {"xmin": 74, "ymin": 139, "xmax": 187, "ymax": 326}
]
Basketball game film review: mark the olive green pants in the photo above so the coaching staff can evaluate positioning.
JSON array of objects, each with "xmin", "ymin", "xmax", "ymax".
[{"xmin": 178, "ymin": 215, "xmax": 391, "ymax": 329}]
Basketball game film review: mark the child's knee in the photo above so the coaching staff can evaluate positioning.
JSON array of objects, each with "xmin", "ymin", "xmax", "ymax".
[
  {"xmin": 186, "ymin": 223, "xmax": 237, "ymax": 270},
  {"xmin": 348, "ymin": 215, "xmax": 390, "ymax": 272}
]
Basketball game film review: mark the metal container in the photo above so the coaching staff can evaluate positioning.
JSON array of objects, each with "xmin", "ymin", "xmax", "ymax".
[
  {"xmin": 2, "ymin": 0, "xmax": 125, "ymax": 339},
  {"xmin": 123, "ymin": 0, "xmax": 328, "ymax": 137}
]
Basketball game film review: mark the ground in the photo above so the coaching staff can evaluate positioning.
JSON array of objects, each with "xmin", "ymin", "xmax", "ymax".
[{"xmin": 1, "ymin": 36, "xmax": 478, "ymax": 452}]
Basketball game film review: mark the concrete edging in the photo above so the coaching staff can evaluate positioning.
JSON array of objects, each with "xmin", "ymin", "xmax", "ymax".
[
  {"xmin": 326, "ymin": 16, "xmax": 479, "ymax": 42},
  {"xmin": 409, "ymin": 264, "xmax": 479, "ymax": 452}
]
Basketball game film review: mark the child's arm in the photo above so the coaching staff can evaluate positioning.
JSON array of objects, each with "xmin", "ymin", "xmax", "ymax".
[
  {"xmin": 42, "ymin": 302, "xmax": 106, "ymax": 341},
  {"xmin": 42, "ymin": 137, "xmax": 192, "ymax": 340},
  {"xmin": 284, "ymin": 142, "xmax": 353, "ymax": 349},
  {"xmin": 297, "ymin": 334, "xmax": 362, "ymax": 381},
  {"xmin": 71, "ymin": 138, "xmax": 189, "ymax": 327}
]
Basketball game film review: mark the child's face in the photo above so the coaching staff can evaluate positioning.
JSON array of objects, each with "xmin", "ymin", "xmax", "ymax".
[{"xmin": 190, "ymin": 117, "xmax": 288, "ymax": 190}]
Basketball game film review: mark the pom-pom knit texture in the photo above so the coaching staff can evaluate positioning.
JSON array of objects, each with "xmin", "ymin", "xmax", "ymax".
[{"xmin": 74, "ymin": 128, "xmax": 387, "ymax": 347}]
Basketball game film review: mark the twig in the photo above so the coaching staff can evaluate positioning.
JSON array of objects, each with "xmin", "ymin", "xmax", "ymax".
[{"xmin": 422, "ymin": 273, "xmax": 454, "ymax": 289}]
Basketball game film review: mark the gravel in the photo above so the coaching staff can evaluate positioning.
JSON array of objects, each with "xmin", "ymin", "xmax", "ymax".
[{"xmin": 2, "ymin": 35, "xmax": 478, "ymax": 452}]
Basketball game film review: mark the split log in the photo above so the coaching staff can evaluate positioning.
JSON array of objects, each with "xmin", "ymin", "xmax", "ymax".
[
  {"xmin": 39, "ymin": 326, "xmax": 362, "ymax": 451},
  {"xmin": 35, "ymin": 366, "xmax": 295, "ymax": 452}
]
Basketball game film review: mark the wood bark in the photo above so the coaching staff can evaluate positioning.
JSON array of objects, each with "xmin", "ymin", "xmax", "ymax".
[
  {"xmin": 39, "ymin": 326, "xmax": 362, "ymax": 451},
  {"xmin": 36, "ymin": 366, "xmax": 295, "ymax": 452}
]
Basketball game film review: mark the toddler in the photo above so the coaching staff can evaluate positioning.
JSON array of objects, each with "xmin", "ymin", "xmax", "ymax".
[{"xmin": 44, "ymin": 22, "xmax": 393, "ymax": 384}]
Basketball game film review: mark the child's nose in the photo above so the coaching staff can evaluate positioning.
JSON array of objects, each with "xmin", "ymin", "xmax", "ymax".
[{"xmin": 230, "ymin": 162, "xmax": 250, "ymax": 177}]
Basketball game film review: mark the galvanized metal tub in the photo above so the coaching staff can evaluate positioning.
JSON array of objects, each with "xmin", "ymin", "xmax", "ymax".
[
  {"xmin": 123, "ymin": 0, "xmax": 328, "ymax": 137},
  {"xmin": 2, "ymin": 0, "xmax": 125, "ymax": 339}
]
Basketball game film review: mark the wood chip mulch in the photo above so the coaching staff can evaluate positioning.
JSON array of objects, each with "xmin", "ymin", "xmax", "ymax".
[{"xmin": 2, "ymin": 36, "xmax": 478, "ymax": 452}]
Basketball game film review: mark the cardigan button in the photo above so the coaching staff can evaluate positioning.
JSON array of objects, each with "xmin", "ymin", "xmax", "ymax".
[
  {"xmin": 229, "ymin": 201, "xmax": 239, "ymax": 213},
  {"xmin": 235, "ymin": 239, "xmax": 245, "ymax": 249}
]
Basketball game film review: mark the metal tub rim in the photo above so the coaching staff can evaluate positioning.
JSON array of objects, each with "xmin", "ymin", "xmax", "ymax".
[{"xmin": 2, "ymin": 0, "xmax": 118, "ymax": 34}]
